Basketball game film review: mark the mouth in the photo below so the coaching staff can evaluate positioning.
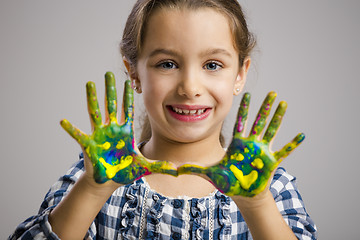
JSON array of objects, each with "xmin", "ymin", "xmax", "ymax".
[
  {"xmin": 167, "ymin": 105, "xmax": 212, "ymax": 122},
  {"xmin": 171, "ymin": 106, "xmax": 207, "ymax": 116}
]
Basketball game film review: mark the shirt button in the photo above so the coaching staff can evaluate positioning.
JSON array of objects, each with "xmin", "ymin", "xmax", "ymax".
[
  {"xmin": 172, "ymin": 232, "xmax": 181, "ymax": 239},
  {"xmin": 150, "ymin": 217, "xmax": 158, "ymax": 224},
  {"xmin": 172, "ymin": 199, "xmax": 183, "ymax": 208},
  {"xmin": 153, "ymin": 194, "xmax": 159, "ymax": 201}
]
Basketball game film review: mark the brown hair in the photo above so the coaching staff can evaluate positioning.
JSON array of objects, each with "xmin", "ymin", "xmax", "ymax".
[{"xmin": 120, "ymin": 0, "xmax": 256, "ymax": 146}]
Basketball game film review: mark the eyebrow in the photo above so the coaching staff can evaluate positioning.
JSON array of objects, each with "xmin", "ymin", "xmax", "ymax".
[
  {"xmin": 148, "ymin": 48, "xmax": 233, "ymax": 58},
  {"xmin": 200, "ymin": 48, "xmax": 233, "ymax": 58},
  {"xmin": 149, "ymin": 48, "xmax": 180, "ymax": 58}
]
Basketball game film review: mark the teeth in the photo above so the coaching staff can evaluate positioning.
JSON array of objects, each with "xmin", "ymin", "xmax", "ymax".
[{"xmin": 172, "ymin": 107, "xmax": 206, "ymax": 115}]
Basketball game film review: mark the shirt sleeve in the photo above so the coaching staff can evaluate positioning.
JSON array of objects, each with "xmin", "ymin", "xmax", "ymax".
[
  {"xmin": 270, "ymin": 167, "xmax": 318, "ymax": 240},
  {"xmin": 8, "ymin": 153, "xmax": 96, "ymax": 240}
]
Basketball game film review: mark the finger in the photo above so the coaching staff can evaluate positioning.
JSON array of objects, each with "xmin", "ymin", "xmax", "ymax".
[
  {"xmin": 86, "ymin": 81, "xmax": 102, "ymax": 128},
  {"xmin": 121, "ymin": 80, "xmax": 134, "ymax": 125},
  {"xmin": 178, "ymin": 163, "xmax": 208, "ymax": 175},
  {"xmin": 274, "ymin": 133, "xmax": 305, "ymax": 161},
  {"xmin": 148, "ymin": 159, "xmax": 179, "ymax": 176},
  {"xmin": 60, "ymin": 119, "xmax": 90, "ymax": 147},
  {"xmin": 105, "ymin": 72, "xmax": 118, "ymax": 123},
  {"xmin": 263, "ymin": 101, "xmax": 287, "ymax": 143},
  {"xmin": 250, "ymin": 91, "xmax": 277, "ymax": 137},
  {"xmin": 233, "ymin": 92, "xmax": 250, "ymax": 136}
]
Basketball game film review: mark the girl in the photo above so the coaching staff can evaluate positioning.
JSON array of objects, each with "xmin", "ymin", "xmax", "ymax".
[{"xmin": 9, "ymin": 0, "xmax": 317, "ymax": 239}]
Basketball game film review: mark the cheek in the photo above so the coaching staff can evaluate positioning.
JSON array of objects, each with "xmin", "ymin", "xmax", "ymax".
[
  {"xmin": 211, "ymin": 79, "xmax": 235, "ymax": 97},
  {"xmin": 141, "ymin": 76, "xmax": 174, "ymax": 113},
  {"xmin": 221, "ymin": 94, "xmax": 235, "ymax": 113},
  {"xmin": 210, "ymin": 82, "xmax": 235, "ymax": 111},
  {"xmin": 143, "ymin": 78, "xmax": 169, "ymax": 100}
]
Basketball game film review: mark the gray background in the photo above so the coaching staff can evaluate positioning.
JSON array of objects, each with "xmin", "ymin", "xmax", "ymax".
[{"xmin": 1, "ymin": 0, "xmax": 359, "ymax": 239}]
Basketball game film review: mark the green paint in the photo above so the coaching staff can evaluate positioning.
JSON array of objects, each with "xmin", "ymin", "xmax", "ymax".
[
  {"xmin": 86, "ymin": 82, "xmax": 102, "ymax": 127},
  {"xmin": 105, "ymin": 72, "xmax": 117, "ymax": 123},
  {"xmin": 61, "ymin": 73, "xmax": 304, "ymax": 196},
  {"xmin": 250, "ymin": 91, "xmax": 276, "ymax": 136},
  {"xmin": 61, "ymin": 72, "xmax": 177, "ymax": 184},
  {"xmin": 234, "ymin": 92, "xmax": 250, "ymax": 135},
  {"xmin": 178, "ymin": 92, "xmax": 305, "ymax": 197},
  {"xmin": 263, "ymin": 100, "xmax": 287, "ymax": 142}
]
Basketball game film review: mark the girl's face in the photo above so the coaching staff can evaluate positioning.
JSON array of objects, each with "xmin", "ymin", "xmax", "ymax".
[{"xmin": 133, "ymin": 8, "xmax": 249, "ymax": 144}]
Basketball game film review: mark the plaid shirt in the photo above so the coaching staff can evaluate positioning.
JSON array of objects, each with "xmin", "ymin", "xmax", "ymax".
[{"xmin": 9, "ymin": 153, "xmax": 317, "ymax": 239}]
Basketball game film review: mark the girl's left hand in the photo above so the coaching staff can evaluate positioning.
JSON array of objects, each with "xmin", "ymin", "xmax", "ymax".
[{"xmin": 179, "ymin": 92, "xmax": 305, "ymax": 197}]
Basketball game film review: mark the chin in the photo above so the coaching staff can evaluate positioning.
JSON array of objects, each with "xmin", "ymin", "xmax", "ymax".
[{"xmin": 168, "ymin": 129, "xmax": 219, "ymax": 145}]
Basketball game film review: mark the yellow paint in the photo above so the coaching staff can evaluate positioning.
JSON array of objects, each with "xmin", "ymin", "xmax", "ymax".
[
  {"xmin": 244, "ymin": 148, "xmax": 249, "ymax": 153},
  {"xmin": 252, "ymin": 158, "xmax": 264, "ymax": 169},
  {"xmin": 109, "ymin": 112, "xmax": 117, "ymax": 123},
  {"xmin": 252, "ymin": 181, "xmax": 268, "ymax": 196},
  {"xmin": 157, "ymin": 161, "xmax": 179, "ymax": 171},
  {"xmin": 100, "ymin": 142, "xmax": 111, "ymax": 150},
  {"xmin": 177, "ymin": 163, "xmax": 207, "ymax": 174},
  {"xmin": 116, "ymin": 140, "xmax": 125, "ymax": 149},
  {"xmin": 99, "ymin": 155, "xmax": 133, "ymax": 179},
  {"xmin": 161, "ymin": 162, "xmax": 176, "ymax": 170},
  {"xmin": 230, "ymin": 153, "xmax": 244, "ymax": 161},
  {"xmin": 85, "ymin": 147, "xmax": 92, "ymax": 158},
  {"xmin": 230, "ymin": 165, "xmax": 258, "ymax": 190}
]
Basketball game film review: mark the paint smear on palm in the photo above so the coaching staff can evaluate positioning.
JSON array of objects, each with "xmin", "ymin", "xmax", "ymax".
[{"xmin": 99, "ymin": 155, "xmax": 133, "ymax": 179}]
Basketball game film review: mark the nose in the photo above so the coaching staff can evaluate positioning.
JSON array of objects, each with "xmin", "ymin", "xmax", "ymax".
[{"xmin": 176, "ymin": 67, "xmax": 203, "ymax": 98}]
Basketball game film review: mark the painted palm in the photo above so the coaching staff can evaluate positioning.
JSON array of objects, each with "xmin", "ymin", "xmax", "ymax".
[
  {"xmin": 60, "ymin": 72, "xmax": 177, "ymax": 184},
  {"xmin": 179, "ymin": 92, "xmax": 305, "ymax": 197}
]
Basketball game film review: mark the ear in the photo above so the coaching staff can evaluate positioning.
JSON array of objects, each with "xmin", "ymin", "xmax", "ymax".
[
  {"xmin": 233, "ymin": 57, "xmax": 251, "ymax": 96},
  {"xmin": 123, "ymin": 57, "xmax": 142, "ymax": 93}
]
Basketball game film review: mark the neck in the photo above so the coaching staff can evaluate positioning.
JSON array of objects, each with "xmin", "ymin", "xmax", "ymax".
[{"xmin": 141, "ymin": 134, "xmax": 226, "ymax": 167}]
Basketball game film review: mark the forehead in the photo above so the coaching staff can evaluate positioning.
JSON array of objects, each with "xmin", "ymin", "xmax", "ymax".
[{"xmin": 140, "ymin": 7, "xmax": 237, "ymax": 56}]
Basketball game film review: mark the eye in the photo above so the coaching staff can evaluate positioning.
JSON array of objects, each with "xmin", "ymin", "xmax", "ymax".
[
  {"xmin": 204, "ymin": 61, "xmax": 223, "ymax": 71},
  {"xmin": 157, "ymin": 61, "xmax": 177, "ymax": 69}
]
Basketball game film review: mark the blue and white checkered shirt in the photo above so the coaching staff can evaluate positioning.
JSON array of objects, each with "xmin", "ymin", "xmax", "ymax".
[{"xmin": 9, "ymin": 154, "xmax": 317, "ymax": 239}]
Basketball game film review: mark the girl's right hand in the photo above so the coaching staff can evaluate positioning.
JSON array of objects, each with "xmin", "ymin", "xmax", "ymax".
[{"xmin": 60, "ymin": 72, "xmax": 177, "ymax": 188}]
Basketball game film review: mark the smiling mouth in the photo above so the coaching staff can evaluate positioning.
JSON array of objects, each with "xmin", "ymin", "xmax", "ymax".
[
  {"xmin": 167, "ymin": 105, "xmax": 211, "ymax": 122},
  {"xmin": 171, "ymin": 106, "xmax": 207, "ymax": 116}
]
